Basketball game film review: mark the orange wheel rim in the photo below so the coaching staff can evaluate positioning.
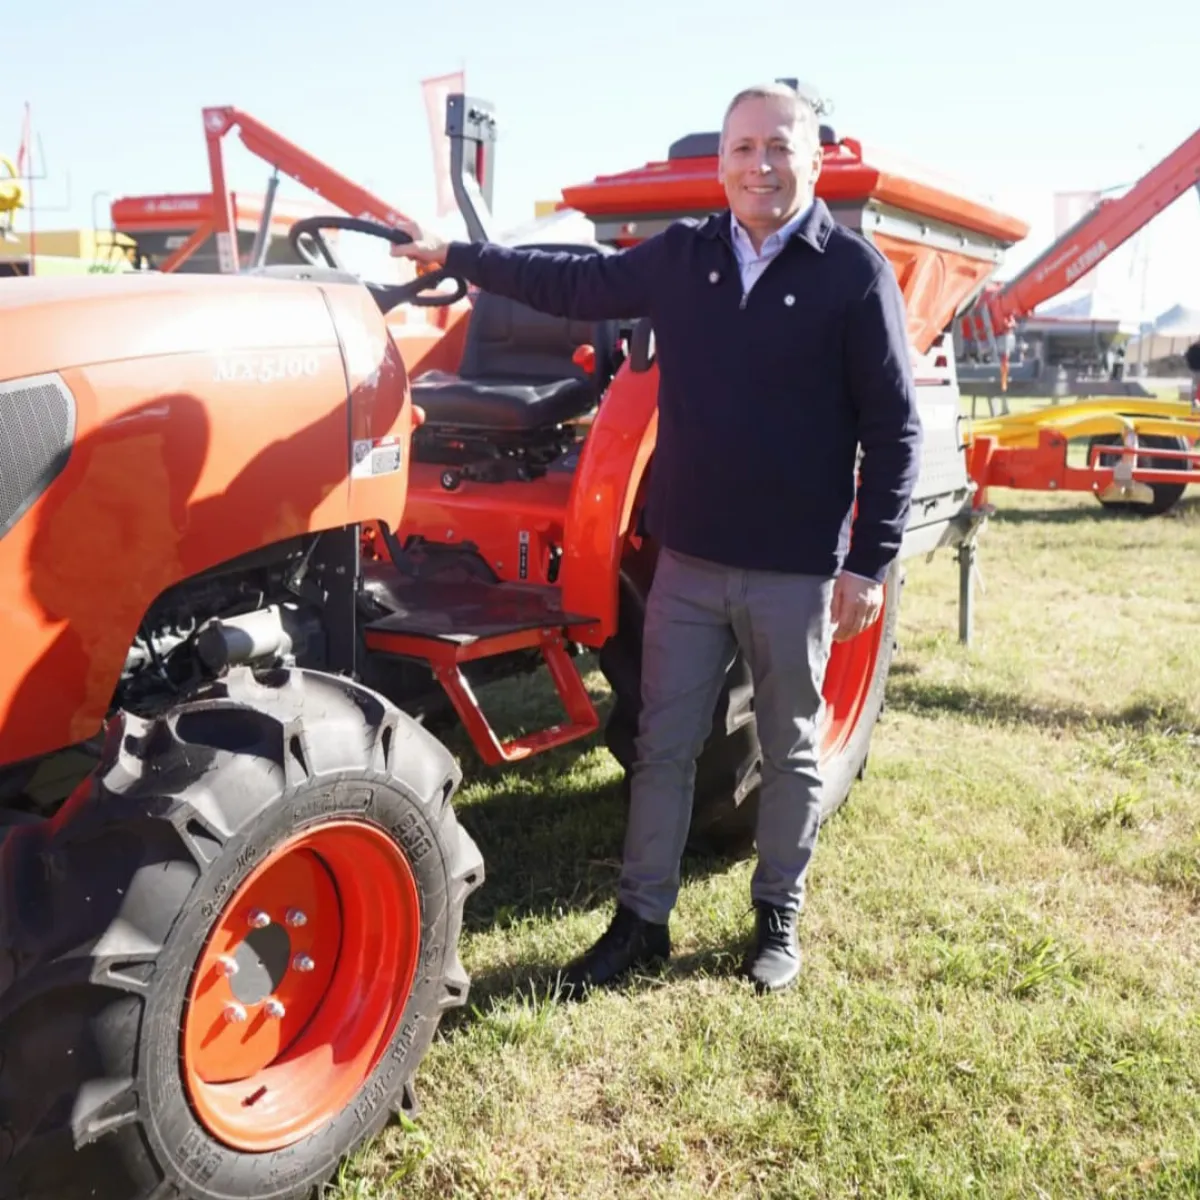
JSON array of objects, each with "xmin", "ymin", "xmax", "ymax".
[
  {"xmin": 181, "ymin": 820, "xmax": 421, "ymax": 1152},
  {"xmin": 820, "ymin": 586, "xmax": 886, "ymax": 761}
]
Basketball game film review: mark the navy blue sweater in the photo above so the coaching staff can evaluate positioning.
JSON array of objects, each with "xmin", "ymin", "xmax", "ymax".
[{"xmin": 443, "ymin": 199, "xmax": 922, "ymax": 583}]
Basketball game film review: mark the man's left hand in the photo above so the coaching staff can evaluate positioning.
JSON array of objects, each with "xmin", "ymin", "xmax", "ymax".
[{"xmin": 830, "ymin": 573, "xmax": 884, "ymax": 642}]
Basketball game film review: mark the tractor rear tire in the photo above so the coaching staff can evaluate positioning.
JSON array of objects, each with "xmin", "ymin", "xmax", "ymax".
[
  {"xmin": 600, "ymin": 541, "xmax": 902, "ymax": 858},
  {"xmin": 0, "ymin": 665, "xmax": 483, "ymax": 1200},
  {"xmin": 1089, "ymin": 432, "xmax": 1191, "ymax": 516}
]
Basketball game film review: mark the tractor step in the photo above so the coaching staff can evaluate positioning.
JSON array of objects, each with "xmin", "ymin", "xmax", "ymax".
[{"xmin": 362, "ymin": 577, "xmax": 600, "ymax": 765}]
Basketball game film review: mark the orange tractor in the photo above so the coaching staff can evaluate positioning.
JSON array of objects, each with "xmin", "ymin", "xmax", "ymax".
[{"xmin": 1, "ymin": 86, "xmax": 1026, "ymax": 1198}]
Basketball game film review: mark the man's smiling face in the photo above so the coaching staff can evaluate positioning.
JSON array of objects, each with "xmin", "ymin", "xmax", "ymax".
[{"xmin": 718, "ymin": 93, "xmax": 822, "ymax": 240}]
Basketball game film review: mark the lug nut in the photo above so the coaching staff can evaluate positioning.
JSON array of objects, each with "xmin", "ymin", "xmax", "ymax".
[
  {"xmin": 264, "ymin": 998, "xmax": 286, "ymax": 1019},
  {"xmin": 285, "ymin": 908, "xmax": 308, "ymax": 928},
  {"xmin": 215, "ymin": 955, "xmax": 238, "ymax": 977},
  {"xmin": 292, "ymin": 954, "xmax": 315, "ymax": 973},
  {"xmin": 224, "ymin": 1003, "xmax": 248, "ymax": 1024},
  {"xmin": 247, "ymin": 909, "xmax": 271, "ymax": 929}
]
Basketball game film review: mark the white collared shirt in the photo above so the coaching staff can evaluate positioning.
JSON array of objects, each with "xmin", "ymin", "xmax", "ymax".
[{"xmin": 729, "ymin": 203, "xmax": 811, "ymax": 298}]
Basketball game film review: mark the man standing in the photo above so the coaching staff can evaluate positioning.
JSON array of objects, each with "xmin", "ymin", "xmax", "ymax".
[
  {"xmin": 393, "ymin": 83, "xmax": 922, "ymax": 994},
  {"xmin": 1186, "ymin": 341, "xmax": 1200, "ymax": 410}
]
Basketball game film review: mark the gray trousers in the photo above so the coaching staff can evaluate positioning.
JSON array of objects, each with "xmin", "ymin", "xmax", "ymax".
[{"xmin": 617, "ymin": 548, "xmax": 834, "ymax": 924}]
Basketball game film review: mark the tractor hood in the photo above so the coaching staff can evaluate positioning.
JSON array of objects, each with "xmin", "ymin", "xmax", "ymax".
[
  {"xmin": 558, "ymin": 129, "xmax": 1031, "ymax": 356},
  {"xmin": 0, "ymin": 272, "xmax": 342, "ymax": 385}
]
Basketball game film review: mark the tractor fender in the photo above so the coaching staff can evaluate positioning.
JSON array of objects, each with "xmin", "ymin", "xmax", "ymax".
[{"xmin": 558, "ymin": 359, "xmax": 659, "ymax": 647}]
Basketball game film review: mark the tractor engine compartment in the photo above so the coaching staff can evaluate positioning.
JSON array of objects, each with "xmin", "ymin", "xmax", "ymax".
[
  {"xmin": 116, "ymin": 535, "xmax": 334, "ymax": 718},
  {"xmin": 120, "ymin": 584, "xmax": 327, "ymax": 716},
  {"xmin": 1, "ymin": 536, "xmax": 345, "ymax": 816}
]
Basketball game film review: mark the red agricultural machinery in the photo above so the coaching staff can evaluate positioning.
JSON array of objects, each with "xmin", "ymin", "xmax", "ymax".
[
  {"xmin": 0, "ymin": 83, "xmax": 1129, "ymax": 1198},
  {"xmin": 951, "ymin": 124, "xmax": 1200, "ymax": 517},
  {"xmin": 957, "ymin": 123, "xmax": 1200, "ymax": 397},
  {"xmin": 546, "ymin": 110, "xmax": 1200, "ymax": 519},
  {"xmin": 131, "ymin": 90, "xmax": 1028, "ymax": 797}
]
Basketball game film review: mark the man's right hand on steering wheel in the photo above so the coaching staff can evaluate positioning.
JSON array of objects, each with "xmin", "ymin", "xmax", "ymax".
[
  {"xmin": 389, "ymin": 216, "xmax": 450, "ymax": 266},
  {"xmin": 285, "ymin": 214, "xmax": 467, "ymax": 311}
]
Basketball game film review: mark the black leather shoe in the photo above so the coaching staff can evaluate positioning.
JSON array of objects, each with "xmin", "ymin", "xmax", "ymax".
[
  {"xmin": 742, "ymin": 902, "xmax": 802, "ymax": 993},
  {"xmin": 557, "ymin": 903, "xmax": 670, "ymax": 1000}
]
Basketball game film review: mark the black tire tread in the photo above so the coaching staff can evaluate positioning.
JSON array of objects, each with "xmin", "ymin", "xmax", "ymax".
[{"xmin": 0, "ymin": 665, "xmax": 483, "ymax": 1200}]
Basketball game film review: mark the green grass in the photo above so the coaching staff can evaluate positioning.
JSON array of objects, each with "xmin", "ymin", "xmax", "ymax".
[{"xmin": 329, "ymin": 485, "xmax": 1200, "ymax": 1200}]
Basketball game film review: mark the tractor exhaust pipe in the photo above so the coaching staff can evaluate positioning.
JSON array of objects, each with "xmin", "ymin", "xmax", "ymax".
[{"xmin": 194, "ymin": 604, "xmax": 322, "ymax": 674}]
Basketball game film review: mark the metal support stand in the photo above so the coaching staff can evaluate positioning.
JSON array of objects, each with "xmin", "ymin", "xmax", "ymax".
[
  {"xmin": 956, "ymin": 539, "xmax": 977, "ymax": 646},
  {"xmin": 445, "ymin": 94, "xmax": 497, "ymax": 244},
  {"xmin": 943, "ymin": 503, "xmax": 991, "ymax": 648}
]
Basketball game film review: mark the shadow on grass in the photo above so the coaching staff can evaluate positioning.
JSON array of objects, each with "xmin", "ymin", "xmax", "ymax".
[
  {"xmin": 886, "ymin": 676, "xmax": 1198, "ymax": 736},
  {"xmin": 441, "ymin": 924, "xmax": 758, "ymax": 1030},
  {"xmin": 431, "ymin": 743, "xmax": 759, "ymax": 1028},
  {"xmin": 987, "ymin": 493, "xmax": 1200, "ymax": 526},
  {"xmin": 449, "ymin": 755, "xmax": 742, "ymax": 931},
  {"xmin": 430, "ymin": 714, "xmax": 755, "ymax": 1022},
  {"xmin": 426, "ymin": 653, "xmax": 748, "ymax": 941}
]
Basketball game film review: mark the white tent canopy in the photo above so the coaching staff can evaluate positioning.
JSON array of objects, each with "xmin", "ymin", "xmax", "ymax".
[
  {"xmin": 1127, "ymin": 303, "xmax": 1200, "ymax": 362},
  {"xmin": 1037, "ymin": 291, "xmax": 1133, "ymax": 323}
]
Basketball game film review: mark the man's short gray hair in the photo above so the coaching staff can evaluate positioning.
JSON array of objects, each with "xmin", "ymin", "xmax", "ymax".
[{"xmin": 720, "ymin": 83, "xmax": 821, "ymax": 149}]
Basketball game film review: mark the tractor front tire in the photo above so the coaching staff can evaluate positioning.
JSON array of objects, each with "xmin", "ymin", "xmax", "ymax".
[
  {"xmin": 600, "ymin": 541, "xmax": 902, "ymax": 857},
  {"xmin": 1089, "ymin": 432, "xmax": 1191, "ymax": 516},
  {"xmin": 0, "ymin": 666, "xmax": 483, "ymax": 1200}
]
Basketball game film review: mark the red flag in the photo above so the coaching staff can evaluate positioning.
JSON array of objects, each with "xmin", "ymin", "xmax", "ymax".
[
  {"xmin": 421, "ymin": 71, "xmax": 464, "ymax": 218},
  {"xmin": 15, "ymin": 103, "xmax": 31, "ymax": 177},
  {"xmin": 13, "ymin": 102, "xmax": 35, "ymax": 272}
]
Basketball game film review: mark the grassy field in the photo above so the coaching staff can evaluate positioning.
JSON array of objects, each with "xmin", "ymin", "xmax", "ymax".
[{"xmin": 331, "ymin": 484, "xmax": 1200, "ymax": 1200}]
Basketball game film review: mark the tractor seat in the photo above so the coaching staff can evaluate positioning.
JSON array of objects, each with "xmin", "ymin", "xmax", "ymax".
[
  {"xmin": 411, "ymin": 241, "xmax": 619, "ymax": 433},
  {"xmin": 411, "ymin": 369, "xmax": 591, "ymax": 431}
]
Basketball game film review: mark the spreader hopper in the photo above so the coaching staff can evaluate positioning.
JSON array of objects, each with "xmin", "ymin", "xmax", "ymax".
[{"xmin": 559, "ymin": 124, "xmax": 1030, "ymax": 356}]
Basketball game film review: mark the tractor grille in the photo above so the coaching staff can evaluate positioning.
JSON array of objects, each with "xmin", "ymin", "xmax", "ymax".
[{"xmin": 0, "ymin": 373, "xmax": 76, "ymax": 540}]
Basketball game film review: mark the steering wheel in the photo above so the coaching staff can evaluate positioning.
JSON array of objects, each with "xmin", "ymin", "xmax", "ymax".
[{"xmin": 286, "ymin": 215, "xmax": 468, "ymax": 310}]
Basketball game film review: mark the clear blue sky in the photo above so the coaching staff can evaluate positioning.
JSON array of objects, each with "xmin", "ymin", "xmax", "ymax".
[{"xmin": 6, "ymin": 0, "xmax": 1199, "ymax": 315}]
